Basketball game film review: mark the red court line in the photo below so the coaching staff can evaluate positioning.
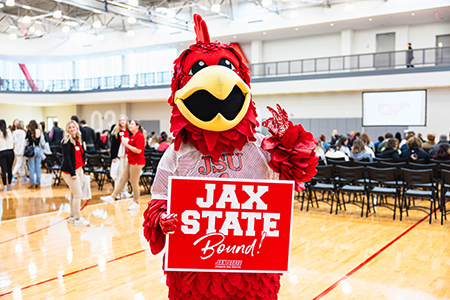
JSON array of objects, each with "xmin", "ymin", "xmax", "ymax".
[
  {"xmin": 0, "ymin": 249, "xmax": 146, "ymax": 297},
  {"xmin": 0, "ymin": 200, "xmax": 89, "ymax": 245},
  {"xmin": 312, "ymin": 212, "xmax": 432, "ymax": 300}
]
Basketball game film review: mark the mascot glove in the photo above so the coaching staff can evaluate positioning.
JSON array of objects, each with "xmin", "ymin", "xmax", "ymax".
[{"xmin": 159, "ymin": 213, "xmax": 178, "ymax": 235}]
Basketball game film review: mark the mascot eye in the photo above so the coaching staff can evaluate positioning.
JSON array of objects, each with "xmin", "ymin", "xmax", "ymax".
[
  {"xmin": 188, "ymin": 60, "xmax": 207, "ymax": 75},
  {"xmin": 218, "ymin": 58, "xmax": 236, "ymax": 70}
]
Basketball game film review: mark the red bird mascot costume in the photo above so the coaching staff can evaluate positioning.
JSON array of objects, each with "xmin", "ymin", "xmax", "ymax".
[{"xmin": 143, "ymin": 14, "xmax": 318, "ymax": 300}]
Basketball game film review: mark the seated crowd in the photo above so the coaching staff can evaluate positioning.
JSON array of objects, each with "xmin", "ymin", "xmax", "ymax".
[{"xmin": 316, "ymin": 130, "xmax": 450, "ymax": 165}]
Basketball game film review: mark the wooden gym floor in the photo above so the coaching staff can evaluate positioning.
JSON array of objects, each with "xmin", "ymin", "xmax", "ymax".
[{"xmin": 0, "ymin": 179, "xmax": 449, "ymax": 299}]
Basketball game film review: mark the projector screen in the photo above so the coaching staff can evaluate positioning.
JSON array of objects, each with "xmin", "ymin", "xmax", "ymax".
[{"xmin": 362, "ymin": 90, "xmax": 426, "ymax": 126}]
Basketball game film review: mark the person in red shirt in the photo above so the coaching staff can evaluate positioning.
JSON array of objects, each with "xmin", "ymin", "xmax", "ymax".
[
  {"xmin": 157, "ymin": 131, "xmax": 171, "ymax": 151},
  {"xmin": 61, "ymin": 120, "xmax": 90, "ymax": 227},
  {"xmin": 101, "ymin": 120, "xmax": 146, "ymax": 210}
]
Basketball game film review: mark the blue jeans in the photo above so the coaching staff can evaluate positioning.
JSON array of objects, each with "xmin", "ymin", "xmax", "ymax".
[{"xmin": 28, "ymin": 147, "xmax": 42, "ymax": 185}]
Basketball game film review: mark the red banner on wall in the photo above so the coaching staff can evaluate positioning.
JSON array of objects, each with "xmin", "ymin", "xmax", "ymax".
[{"xmin": 165, "ymin": 177, "xmax": 295, "ymax": 273}]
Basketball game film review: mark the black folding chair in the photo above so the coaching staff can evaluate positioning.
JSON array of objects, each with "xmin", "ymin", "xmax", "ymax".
[
  {"xmin": 100, "ymin": 154, "xmax": 113, "ymax": 188},
  {"xmin": 44, "ymin": 153, "xmax": 62, "ymax": 186},
  {"xmin": 367, "ymin": 167, "xmax": 401, "ymax": 220},
  {"xmin": 85, "ymin": 153, "xmax": 106, "ymax": 190},
  {"xmin": 439, "ymin": 169, "xmax": 450, "ymax": 225},
  {"xmin": 401, "ymin": 168, "xmax": 438, "ymax": 224},
  {"xmin": 303, "ymin": 165, "xmax": 336, "ymax": 213},
  {"xmin": 335, "ymin": 165, "xmax": 367, "ymax": 217}
]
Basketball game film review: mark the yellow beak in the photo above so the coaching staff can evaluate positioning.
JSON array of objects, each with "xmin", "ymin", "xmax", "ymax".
[{"xmin": 174, "ymin": 65, "xmax": 251, "ymax": 132}]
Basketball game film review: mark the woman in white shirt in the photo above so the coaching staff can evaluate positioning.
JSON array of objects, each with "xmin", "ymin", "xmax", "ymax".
[
  {"xmin": 12, "ymin": 120, "xmax": 27, "ymax": 182},
  {"xmin": 336, "ymin": 136, "xmax": 351, "ymax": 156},
  {"xmin": 0, "ymin": 120, "xmax": 15, "ymax": 191}
]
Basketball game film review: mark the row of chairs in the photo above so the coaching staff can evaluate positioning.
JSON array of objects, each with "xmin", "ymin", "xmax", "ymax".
[
  {"xmin": 44, "ymin": 150, "xmax": 165, "ymax": 194},
  {"xmin": 301, "ymin": 163, "xmax": 450, "ymax": 225}
]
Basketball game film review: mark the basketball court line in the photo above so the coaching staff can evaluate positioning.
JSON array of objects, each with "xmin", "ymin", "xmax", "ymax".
[
  {"xmin": 0, "ymin": 249, "xmax": 146, "ymax": 297},
  {"xmin": 312, "ymin": 212, "xmax": 432, "ymax": 300},
  {"xmin": 0, "ymin": 203, "xmax": 438, "ymax": 298}
]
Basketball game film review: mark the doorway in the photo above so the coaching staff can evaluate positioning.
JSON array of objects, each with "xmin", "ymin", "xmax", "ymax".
[
  {"xmin": 436, "ymin": 34, "xmax": 450, "ymax": 65},
  {"xmin": 375, "ymin": 32, "xmax": 396, "ymax": 68}
]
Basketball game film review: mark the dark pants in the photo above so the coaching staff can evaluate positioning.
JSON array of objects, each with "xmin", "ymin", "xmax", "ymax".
[{"xmin": 0, "ymin": 149, "xmax": 15, "ymax": 185}]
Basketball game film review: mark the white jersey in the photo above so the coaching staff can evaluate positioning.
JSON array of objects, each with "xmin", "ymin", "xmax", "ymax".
[{"xmin": 151, "ymin": 133, "xmax": 279, "ymax": 200}]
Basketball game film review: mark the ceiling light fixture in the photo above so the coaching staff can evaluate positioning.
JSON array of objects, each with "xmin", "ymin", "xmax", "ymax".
[
  {"xmin": 62, "ymin": 25, "xmax": 70, "ymax": 33},
  {"xmin": 211, "ymin": 4, "xmax": 220, "ymax": 12},
  {"xmin": 35, "ymin": 29, "xmax": 42, "ymax": 36},
  {"xmin": 22, "ymin": 16, "xmax": 31, "ymax": 23},
  {"xmin": 5, "ymin": 0, "xmax": 15, "ymax": 6},
  {"xmin": 438, "ymin": 42, "xmax": 443, "ymax": 47},
  {"xmin": 330, "ymin": 23, "xmax": 334, "ymax": 26},
  {"xmin": 263, "ymin": 32, "xmax": 266, "ymax": 35},
  {"xmin": 97, "ymin": 34, "xmax": 105, "ymax": 41},
  {"xmin": 295, "ymin": 28, "xmax": 299, "ymax": 31},
  {"xmin": 28, "ymin": 26, "xmax": 35, "ymax": 33},
  {"xmin": 9, "ymin": 33, "xmax": 17, "ymax": 39},
  {"xmin": 93, "ymin": 20, "xmax": 102, "ymax": 28},
  {"xmin": 22, "ymin": 5, "xmax": 31, "ymax": 9},
  {"xmin": 127, "ymin": 30, "xmax": 135, "ymax": 37},
  {"xmin": 53, "ymin": 10, "xmax": 62, "ymax": 18},
  {"xmin": 411, "ymin": 12, "xmax": 415, "ymax": 16},
  {"xmin": 127, "ymin": 16, "xmax": 136, "ymax": 24},
  {"xmin": 93, "ymin": 9, "xmax": 101, "ymax": 13},
  {"xmin": 289, "ymin": 11, "xmax": 299, "ymax": 18},
  {"xmin": 369, "ymin": 18, "xmax": 372, "ymax": 21},
  {"xmin": 0, "ymin": 3, "xmax": 4, "ymax": 8}
]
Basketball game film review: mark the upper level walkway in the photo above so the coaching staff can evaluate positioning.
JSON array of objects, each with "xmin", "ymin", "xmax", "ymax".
[{"xmin": 0, "ymin": 46, "xmax": 449, "ymax": 93}]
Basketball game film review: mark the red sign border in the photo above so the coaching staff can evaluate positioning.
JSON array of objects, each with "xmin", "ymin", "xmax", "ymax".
[{"xmin": 164, "ymin": 176, "xmax": 295, "ymax": 273}]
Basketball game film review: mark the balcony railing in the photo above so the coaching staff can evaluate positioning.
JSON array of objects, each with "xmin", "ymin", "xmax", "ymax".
[{"xmin": 0, "ymin": 47, "xmax": 449, "ymax": 93}]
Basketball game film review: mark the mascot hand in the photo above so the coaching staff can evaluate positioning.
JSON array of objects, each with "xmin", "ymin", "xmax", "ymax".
[
  {"xmin": 262, "ymin": 104, "xmax": 292, "ymax": 140},
  {"xmin": 159, "ymin": 213, "xmax": 178, "ymax": 235}
]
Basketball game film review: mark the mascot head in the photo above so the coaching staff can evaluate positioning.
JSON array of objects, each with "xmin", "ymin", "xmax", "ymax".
[{"xmin": 169, "ymin": 14, "xmax": 258, "ymax": 160}]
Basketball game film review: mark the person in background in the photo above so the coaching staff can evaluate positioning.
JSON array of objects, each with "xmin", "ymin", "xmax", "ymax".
[
  {"xmin": 157, "ymin": 132, "xmax": 171, "ymax": 152},
  {"xmin": 395, "ymin": 132, "xmax": 402, "ymax": 143},
  {"xmin": 71, "ymin": 116, "xmax": 85, "ymax": 146},
  {"xmin": 399, "ymin": 131, "xmax": 415, "ymax": 151},
  {"xmin": 406, "ymin": 42, "xmax": 414, "ymax": 68},
  {"xmin": 100, "ymin": 130, "xmax": 109, "ymax": 145},
  {"xmin": 148, "ymin": 133, "xmax": 160, "ymax": 150},
  {"xmin": 315, "ymin": 139, "xmax": 326, "ymax": 164},
  {"xmin": 10, "ymin": 119, "xmax": 19, "ymax": 132},
  {"xmin": 377, "ymin": 132, "xmax": 394, "ymax": 153},
  {"xmin": 95, "ymin": 131, "xmax": 108, "ymax": 151},
  {"xmin": 80, "ymin": 120, "xmax": 96, "ymax": 152},
  {"xmin": 40, "ymin": 121, "xmax": 50, "ymax": 143},
  {"xmin": 417, "ymin": 133, "xmax": 425, "ymax": 143},
  {"xmin": 61, "ymin": 120, "xmax": 90, "ymax": 226},
  {"xmin": 360, "ymin": 133, "xmax": 375, "ymax": 152},
  {"xmin": 378, "ymin": 138, "xmax": 408, "ymax": 162},
  {"xmin": 348, "ymin": 131, "xmax": 357, "ymax": 147},
  {"xmin": 12, "ymin": 120, "xmax": 27, "ymax": 183},
  {"xmin": 433, "ymin": 144, "xmax": 450, "ymax": 161},
  {"xmin": 359, "ymin": 136, "xmax": 375, "ymax": 158},
  {"xmin": 400, "ymin": 137, "xmax": 429, "ymax": 163},
  {"xmin": 0, "ymin": 120, "xmax": 15, "ymax": 191},
  {"xmin": 49, "ymin": 121, "xmax": 64, "ymax": 147},
  {"xmin": 330, "ymin": 129, "xmax": 340, "ymax": 145},
  {"xmin": 325, "ymin": 145, "xmax": 349, "ymax": 161},
  {"xmin": 429, "ymin": 134, "xmax": 449, "ymax": 157},
  {"xmin": 336, "ymin": 136, "xmax": 350, "ymax": 157},
  {"xmin": 110, "ymin": 115, "xmax": 132, "ymax": 199},
  {"xmin": 101, "ymin": 120, "xmax": 145, "ymax": 210},
  {"xmin": 422, "ymin": 133, "xmax": 436, "ymax": 152},
  {"xmin": 319, "ymin": 134, "xmax": 330, "ymax": 151},
  {"xmin": 374, "ymin": 136, "xmax": 384, "ymax": 154},
  {"xmin": 349, "ymin": 139, "xmax": 372, "ymax": 162},
  {"xmin": 26, "ymin": 120, "xmax": 44, "ymax": 189}
]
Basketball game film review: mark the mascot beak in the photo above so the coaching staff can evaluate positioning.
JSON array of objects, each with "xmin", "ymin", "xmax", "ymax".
[{"xmin": 174, "ymin": 65, "xmax": 251, "ymax": 132}]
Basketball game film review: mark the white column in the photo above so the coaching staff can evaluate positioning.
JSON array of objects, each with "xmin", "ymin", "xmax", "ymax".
[{"xmin": 251, "ymin": 40, "xmax": 263, "ymax": 77}]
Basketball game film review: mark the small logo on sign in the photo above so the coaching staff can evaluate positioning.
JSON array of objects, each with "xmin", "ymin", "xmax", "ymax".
[{"xmin": 215, "ymin": 260, "xmax": 243, "ymax": 269}]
